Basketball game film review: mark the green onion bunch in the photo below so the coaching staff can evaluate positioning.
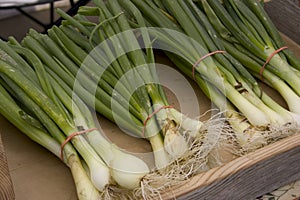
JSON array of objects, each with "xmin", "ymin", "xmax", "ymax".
[
  {"xmin": 0, "ymin": 38, "xmax": 153, "ymax": 199},
  {"xmin": 53, "ymin": 0, "xmax": 229, "ymax": 175},
  {"xmin": 1, "ymin": 0, "xmax": 300, "ymax": 199},
  {"xmin": 197, "ymin": 0, "xmax": 300, "ymax": 113},
  {"xmin": 124, "ymin": 0, "xmax": 300, "ymax": 152},
  {"xmin": 0, "ymin": 0, "xmax": 234, "ymax": 199}
]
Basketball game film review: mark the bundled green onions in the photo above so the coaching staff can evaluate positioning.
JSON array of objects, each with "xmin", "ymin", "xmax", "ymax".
[
  {"xmin": 196, "ymin": 0, "xmax": 300, "ymax": 145},
  {"xmin": 124, "ymin": 0, "xmax": 300, "ymax": 152},
  {"xmin": 0, "ymin": 38, "xmax": 154, "ymax": 198},
  {"xmin": 0, "ymin": 48, "xmax": 102, "ymax": 199},
  {"xmin": 52, "ymin": 0, "xmax": 227, "ymax": 172},
  {"xmin": 0, "ymin": 0, "xmax": 231, "ymax": 199},
  {"xmin": 1, "ymin": 0, "xmax": 300, "ymax": 199},
  {"xmin": 197, "ymin": 0, "xmax": 300, "ymax": 108}
]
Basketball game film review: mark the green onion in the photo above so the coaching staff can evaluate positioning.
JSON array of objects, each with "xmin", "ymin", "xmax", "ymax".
[
  {"xmin": 125, "ymin": 0, "xmax": 300, "ymax": 152},
  {"xmin": 2, "ymin": 0, "xmax": 299, "ymax": 199},
  {"xmin": 203, "ymin": 0, "xmax": 300, "ymax": 96}
]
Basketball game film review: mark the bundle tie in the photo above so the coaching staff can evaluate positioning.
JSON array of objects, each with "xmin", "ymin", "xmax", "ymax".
[
  {"xmin": 192, "ymin": 50, "xmax": 226, "ymax": 80},
  {"xmin": 60, "ymin": 128, "xmax": 98, "ymax": 161},
  {"xmin": 259, "ymin": 46, "xmax": 288, "ymax": 81},
  {"xmin": 142, "ymin": 105, "xmax": 174, "ymax": 137},
  {"xmin": 259, "ymin": 46, "xmax": 288, "ymax": 98}
]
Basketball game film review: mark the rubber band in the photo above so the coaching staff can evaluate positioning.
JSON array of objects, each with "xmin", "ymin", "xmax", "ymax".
[
  {"xmin": 142, "ymin": 105, "xmax": 174, "ymax": 137},
  {"xmin": 60, "ymin": 128, "xmax": 98, "ymax": 160},
  {"xmin": 258, "ymin": 46, "xmax": 288, "ymax": 98},
  {"xmin": 192, "ymin": 50, "xmax": 226, "ymax": 80},
  {"xmin": 259, "ymin": 46, "xmax": 288, "ymax": 81}
]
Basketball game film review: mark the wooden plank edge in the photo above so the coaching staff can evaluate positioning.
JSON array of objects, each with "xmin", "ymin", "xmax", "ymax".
[
  {"xmin": 264, "ymin": 0, "xmax": 300, "ymax": 44},
  {"xmin": 160, "ymin": 133, "xmax": 300, "ymax": 200},
  {"xmin": 0, "ymin": 134, "xmax": 15, "ymax": 200}
]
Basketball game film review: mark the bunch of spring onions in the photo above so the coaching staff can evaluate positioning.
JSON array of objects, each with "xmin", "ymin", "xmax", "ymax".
[
  {"xmin": 52, "ymin": 0, "xmax": 229, "ymax": 174},
  {"xmin": 2, "ymin": 0, "xmax": 299, "ymax": 199},
  {"xmin": 192, "ymin": 0, "xmax": 300, "ymax": 146},
  {"xmin": 0, "ymin": 0, "xmax": 233, "ymax": 199},
  {"xmin": 197, "ymin": 0, "xmax": 300, "ymax": 114},
  {"xmin": 123, "ymin": 0, "xmax": 300, "ymax": 152},
  {"xmin": 0, "ymin": 38, "xmax": 154, "ymax": 199}
]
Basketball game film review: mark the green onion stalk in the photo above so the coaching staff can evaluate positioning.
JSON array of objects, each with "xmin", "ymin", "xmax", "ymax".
[
  {"xmin": 125, "ymin": 0, "xmax": 300, "ymax": 152},
  {"xmin": 0, "ymin": 40, "xmax": 151, "ymax": 197},
  {"xmin": 24, "ymin": 15, "xmax": 171, "ymax": 171},
  {"xmin": 0, "ymin": 83, "xmax": 101, "ymax": 200},
  {"xmin": 0, "ymin": 1, "xmax": 255, "ymax": 199},
  {"xmin": 0, "ymin": 57, "xmax": 102, "ymax": 199},
  {"xmin": 52, "ymin": 0, "xmax": 224, "ymax": 171},
  {"xmin": 181, "ymin": 0, "xmax": 299, "ymax": 133},
  {"xmin": 243, "ymin": 0, "xmax": 300, "ymax": 69},
  {"xmin": 50, "ymin": 0, "xmax": 228, "ymax": 195},
  {"xmin": 9, "ymin": 27, "xmax": 157, "ymax": 197},
  {"xmin": 126, "ymin": 0, "xmax": 268, "ymax": 128},
  {"xmin": 0, "ymin": 2, "xmax": 222, "ymax": 199},
  {"xmin": 27, "ymin": 22, "xmax": 171, "ymax": 170},
  {"xmin": 197, "ymin": 0, "xmax": 300, "ymax": 138},
  {"xmin": 197, "ymin": 0, "xmax": 300, "ymax": 115}
]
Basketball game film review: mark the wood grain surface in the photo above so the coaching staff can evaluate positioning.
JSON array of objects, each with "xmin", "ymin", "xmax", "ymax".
[
  {"xmin": 0, "ymin": 134, "xmax": 14, "ymax": 200},
  {"xmin": 265, "ymin": 0, "xmax": 300, "ymax": 44}
]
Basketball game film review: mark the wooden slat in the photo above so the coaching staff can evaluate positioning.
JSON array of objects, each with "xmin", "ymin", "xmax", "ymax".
[
  {"xmin": 264, "ymin": 0, "xmax": 300, "ymax": 44},
  {"xmin": 162, "ymin": 133, "xmax": 300, "ymax": 200},
  {"xmin": 0, "ymin": 134, "xmax": 15, "ymax": 200}
]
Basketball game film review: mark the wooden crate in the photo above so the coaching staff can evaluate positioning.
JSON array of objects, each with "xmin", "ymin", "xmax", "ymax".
[{"xmin": 1, "ymin": 1, "xmax": 300, "ymax": 200}]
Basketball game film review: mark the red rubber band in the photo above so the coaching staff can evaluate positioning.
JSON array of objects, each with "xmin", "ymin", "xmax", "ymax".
[
  {"xmin": 192, "ymin": 50, "xmax": 226, "ymax": 80},
  {"xmin": 142, "ymin": 105, "xmax": 174, "ymax": 137},
  {"xmin": 259, "ymin": 46, "xmax": 288, "ymax": 81},
  {"xmin": 60, "ymin": 128, "xmax": 98, "ymax": 160},
  {"xmin": 258, "ymin": 46, "xmax": 288, "ymax": 98}
]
